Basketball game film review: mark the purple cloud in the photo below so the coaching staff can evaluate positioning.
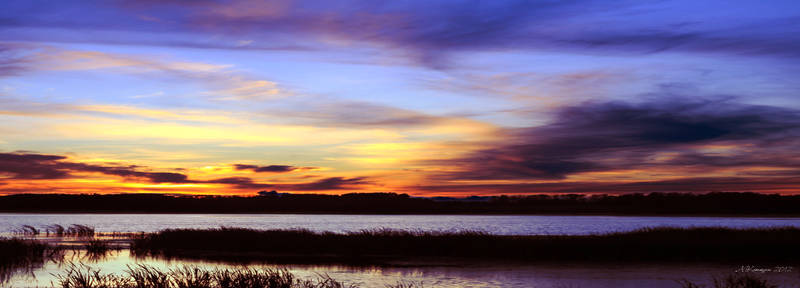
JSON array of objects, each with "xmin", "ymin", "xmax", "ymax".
[
  {"xmin": 234, "ymin": 164, "xmax": 315, "ymax": 173},
  {"xmin": 431, "ymin": 97, "xmax": 800, "ymax": 181},
  {"xmin": 2, "ymin": 1, "xmax": 798, "ymax": 68}
]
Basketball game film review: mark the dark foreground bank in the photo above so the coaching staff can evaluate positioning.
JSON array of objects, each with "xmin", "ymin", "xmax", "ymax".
[{"xmin": 131, "ymin": 227, "xmax": 800, "ymax": 263}]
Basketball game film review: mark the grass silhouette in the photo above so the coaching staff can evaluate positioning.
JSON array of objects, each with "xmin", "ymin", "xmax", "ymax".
[
  {"xmin": 132, "ymin": 226, "xmax": 800, "ymax": 263},
  {"xmin": 678, "ymin": 273, "xmax": 779, "ymax": 288},
  {"xmin": 0, "ymin": 237, "xmax": 54, "ymax": 283},
  {"xmin": 54, "ymin": 263, "xmax": 422, "ymax": 288}
]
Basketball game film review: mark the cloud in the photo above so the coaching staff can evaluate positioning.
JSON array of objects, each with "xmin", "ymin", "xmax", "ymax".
[
  {"xmin": 411, "ymin": 176, "xmax": 800, "ymax": 195},
  {"xmin": 558, "ymin": 19, "xmax": 800, "ymax": 59},
  {"xmin": 0, "ymin": 151, "xmax": 369, "ymax": 192},
  {"xmin": 233, "ymin": 164, "xmax": 315, "ymax": 173},
  {"xmin": 266, "ymin": 100, "xmax": 444, "ymax": 128},
  {"xmin": 432, "ymin": 97, "xmax": 800, "ymax": 181},
  {"xmin": 261, "ymin": 99, "xmax": 498, "ymax": 138},
  {"xmin": 3, "ymin": 1, "xmax": 799, "ymax": 68},
  {"xmin": 0, "ymin": 43, "xmax": 288, "ymax": 100},
  {"xmin": 234, "ymin": 164, "xmax": 293, "ymax": 173},
  {"xmin": 0, "ymin": 152, "xmax": 70, "ymax": 179},
  {"xmin": 556, "ymin": 176, "xmax": 800, "ymax": 194},
  {"xmin": 0, "ymin": 43, "xmax": 34, "ymax": 77},
  {"xmin": 208, "ymin": 175, "xmax": 369, "ymax": 191},
  {"xmin": 281, "ymin": 177, "xmax": 370, "ymax": 191},
  {"xmin": 422, "ymin": 71, "xmax": 630, "ymax": 104},
  {"xmin": 206, "ymin": 177, "xmax": 271, "ymax": 189},
  {"xmin": 0, "ymin": 151, "xmax": 192, "ymax": 183}
]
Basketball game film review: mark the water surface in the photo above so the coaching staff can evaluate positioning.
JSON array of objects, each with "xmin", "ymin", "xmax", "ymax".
[
  {"xmin": 5, "ymin": 214, "xmax": 800, "ymax": 287},
  {"xmin": 8, "ymin": 250, "xmax": 800, "ymax": 288},
  {"xmin": 3, "ymin": 214, "xmax": 800, "ymax": 235}
]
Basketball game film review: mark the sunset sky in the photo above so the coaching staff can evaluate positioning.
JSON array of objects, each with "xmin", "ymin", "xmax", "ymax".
[{"xmin": 1, "ymin": 0, "xmax": 799, "ymax": 196}]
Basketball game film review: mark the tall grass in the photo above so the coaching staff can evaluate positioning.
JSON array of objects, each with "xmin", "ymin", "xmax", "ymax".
[
  {"xmin": 13, "ymin": 224, "xmax": 40, "ymax": 236},
  {"xmin": 54, "ymin": 264, "xmax": 369, "ymax": 288},
  {"xmin": 0, "ymin": 237, "xmax": 54, "ymax": 283},
  {"xmin": 678, "ymin": 274, "xmax": 779, "ymax": 288},
  {"xmin": 84, "ymin": 239, "xmax": 118, "ymax": 254},
  {"xmin": 66, "ymin": 224, "xmax": 96, "ymax": 237},
  {"xmin": 47, "ymin": 224, "xmax": 66, "ymax": 236},
  {"xmin": 17, "ymin": 224, "xmax": 96, "ymax": 237},
  {"xmin": 79, "ymin": 239, "xmax": 123, "ymax": 262},
  {"xmin": 132, "ymin": 226, "xmax": 800, "ymax": 263}
]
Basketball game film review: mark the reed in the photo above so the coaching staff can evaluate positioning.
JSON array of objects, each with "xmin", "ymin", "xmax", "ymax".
[
  {"xmin": 18, "ymin": 224, "xmax": 95, "ymax": 237},
  {"xmin": 132, "ymin": 226, "xmax": 800, "ymax": 263},
  {"xmin": 66, "ymin": 224, "xmax": 96, "ymax": 237},
  {"xmin": 84, "ymin": 239, "xmax": 120, "ymax": 255},
  {"xmin": 0, "ymin": 237, "xmax": 49, "ymax": 265},
  {"xmin": 54, "ymin": 264, "xmax": 375, "ymax": 288},
  {"xmin": 47, "ymin": 224, "xmax": 66, "ymax": 236},
  {"xmin": 678, "ymin": 273, "xmax": 779, "ymax": 288},
  {"xmin": 0, "ymin": 237, "xmax": 52, "ymax": 283},
  {"xmin": 13, "ymin": 224, "xmax": 40, "ymax": 236}
]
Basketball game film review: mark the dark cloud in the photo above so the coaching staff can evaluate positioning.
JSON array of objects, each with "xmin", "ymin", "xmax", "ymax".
[
  {"xmin": 0, "ymin": 151, "xmax": 192, "ymax": 183},
  {"xmin": 208, "ymin": 176, "xmax": 369, "ymax": 191},
  {"xmin": 234, "ymin": 164, "xmax": 315, "ymax": 173},
  {"xmin": 0, "ymin": 152, "xmax": 70, "ymax": 179},
  {"xmin": 283, "ymin": 177, "xmax": 370, "ymax": 191},
  {"xmin": 54, "ymin": 162, "xmax": 192, "ymax": 183},
  {"xmin": 557, "ymin": 176, "xmax": 800, "ymax": 194},
  {"xmin": 434, "ymin": 98, "xmax": 800, "ymax": 181},
  {"xmin": 412, "ymin": 176, "xmax": 800, "ymax": 195},
  {"xmin": 207, "ymin": 177, "xmax": 272, "ymax": 189},
  {"xmin": 737, "ymin": 170, "xmax": 800, "ymax": 177},
  {"xmin": 0, "ymin": 151, "xmax": 369, "ymax": 191}
]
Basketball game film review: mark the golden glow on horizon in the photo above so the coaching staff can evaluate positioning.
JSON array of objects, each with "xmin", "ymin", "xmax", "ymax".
[
  {"xmin": 51, "ymin": 120, "xmax": 406, "ymax": 146},
  {"xmin": 0, "ymin": 31, "xmax": 796, "ymax": 197}
]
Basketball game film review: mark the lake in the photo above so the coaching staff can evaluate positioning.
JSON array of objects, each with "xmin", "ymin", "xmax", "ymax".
[
  {"xmin": 3, "ymin": 213, "xmax": 800, "ymax": 235},
  {"xmin": 7, "ymin": 250, "xmax": 800, "ymax": 288},
  {"xmin": 4, "ymin": 214, "xmax": 800, "ymax": 287}
]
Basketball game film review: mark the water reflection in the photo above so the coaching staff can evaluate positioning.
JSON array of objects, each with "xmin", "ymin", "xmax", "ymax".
[
  {"xmin": 0, "ymin": 238, "xmax": 64, "ymax": 284},
  {"xmin": 6, "ymin": 231, "xmax": 800, "ymax": 288},
  {"xmin": 8, "ymin": 245, "xmax": 800, "ymax": 288},
  {"xmin": 0, "ymin": 235, "xmax": 127, "ymax": 286}
]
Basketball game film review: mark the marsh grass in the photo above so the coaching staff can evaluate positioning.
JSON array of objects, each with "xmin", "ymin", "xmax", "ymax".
[
  {"xmin": 66, "ymin": 224, "xmax": 96, "ymax": 237},
  {"xmin": 54, "ymin": 264, "xmax": 369, "ymax": 288},
  {"xmin": 15, "ymin": 224, "xmax": 96, "ymax": 237},
  {"xmin": 97, "ymin": 231, "xmax": 146, "ymax": 239},
  {"xmin": 678, "ymin": 273, "xmax": 779, "ymax": 288},
  {"xmin": 386, "ymin": 282, "xmax": 423, "ymax": 288},
  {"xmin": 13, "ymin": 224, "xmax": 40, "ymax": 236},
  {"xmin": 131, "ymin": 226, "xmax": 800, "ymax": 263},
  {"xmin": 84, "ymin": 239, "xmax": 119, "ymax": 254},
  {"xmin": 79, "ymin": 239, "xmax": 123, "ymax": 262},
  {"xmin": 0, "ymin": 237, "xmax": 57, "ymax": 283},
  {"xmin": 47, "ymin": 224, "xmax": 66, "ymax": 236}
]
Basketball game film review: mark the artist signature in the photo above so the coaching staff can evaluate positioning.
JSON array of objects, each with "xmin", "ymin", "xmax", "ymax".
[{"xmin": 735, "ymin": 265, "xmax": 794, "ymax": 273}]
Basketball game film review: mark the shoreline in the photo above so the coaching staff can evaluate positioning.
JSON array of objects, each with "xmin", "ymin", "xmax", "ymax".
[
  {"xmin": 5, "ymin": 192, "xmax": 800, "ymax": 216},
  {"xmin": 4, "ymin": 211, "xmax": 800, "ymax": 218}
]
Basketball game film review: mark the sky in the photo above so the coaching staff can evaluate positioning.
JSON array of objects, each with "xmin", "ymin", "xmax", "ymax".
[{"xmin": 1, "ymin": 0, "xmax": 799, "ymax": 196}]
